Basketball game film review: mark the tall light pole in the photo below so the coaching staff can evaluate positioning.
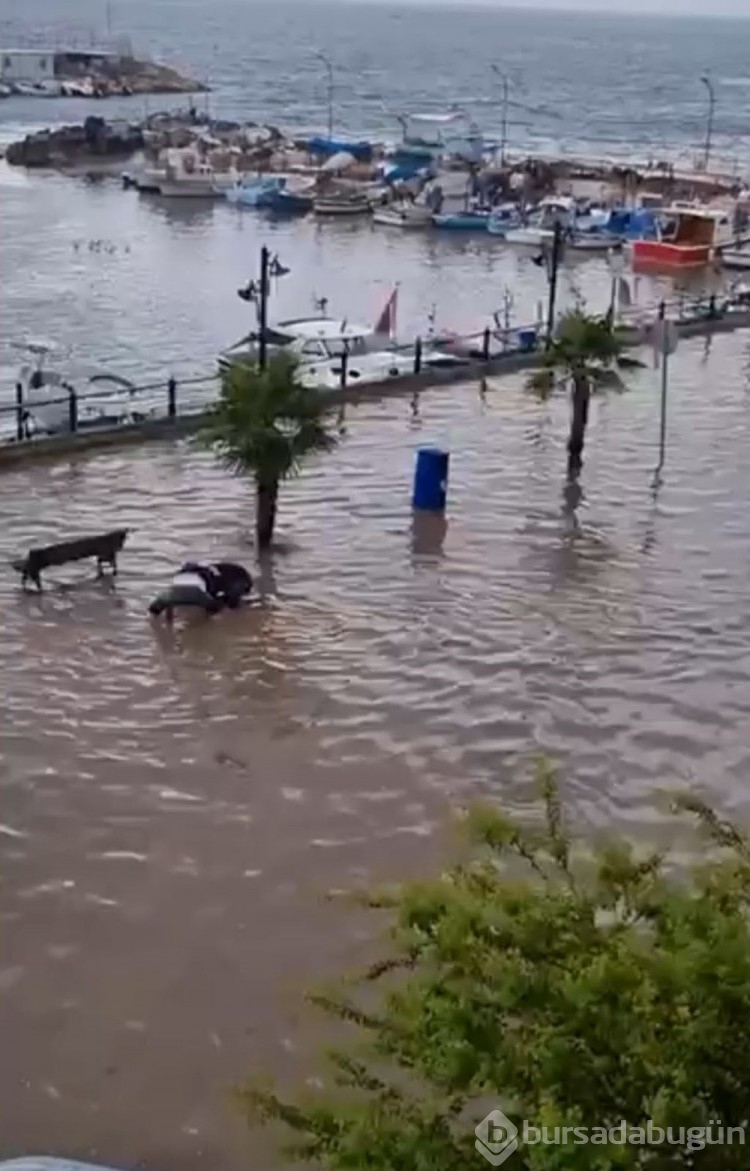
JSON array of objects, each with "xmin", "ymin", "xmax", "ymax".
[
  {"xmin": 491, "ymin": 64, "xmax": 510, "ymax": 166},
  {"xmin": 701, "ymin": 74, "xmax": 715, "ymax": 172},
  {"xmin": 317, "ymin": 52, "xmax": 334, "ymax": 140}
]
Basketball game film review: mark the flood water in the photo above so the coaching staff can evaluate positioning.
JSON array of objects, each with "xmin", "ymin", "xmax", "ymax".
[{"xmin": 3, "ymin": 327, "xmax": 750, "ymax": 1168}]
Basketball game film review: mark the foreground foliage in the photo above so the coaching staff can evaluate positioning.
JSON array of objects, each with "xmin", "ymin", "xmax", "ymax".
[{"xmin": 239, "ymin": 763, "xmax": 750, "ymax": 1170}]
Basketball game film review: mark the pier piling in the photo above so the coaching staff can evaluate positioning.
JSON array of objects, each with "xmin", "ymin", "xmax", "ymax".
[{"xmin": 168, "ymin": 377, "xmax": 177, "ymax": 418}]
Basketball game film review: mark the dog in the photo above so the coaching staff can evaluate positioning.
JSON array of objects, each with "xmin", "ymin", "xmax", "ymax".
[{"xmin": 149, "ymin": 560, "xmax": 252, "ymax": 621}]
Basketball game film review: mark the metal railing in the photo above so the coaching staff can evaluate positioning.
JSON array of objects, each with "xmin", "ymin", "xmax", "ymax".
[
  {"xmin": 0, "ymin": 324, "xmax": 545, "ymax": 448},
  {"xmin": 1, "ymin": 290, "xmax": 744, "ymax": 450}
]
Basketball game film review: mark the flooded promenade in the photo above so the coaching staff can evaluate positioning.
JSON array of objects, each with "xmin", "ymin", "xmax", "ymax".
[{"xmin": 3, "ymin": 329, "xmax": 750, "ymax": 1168}]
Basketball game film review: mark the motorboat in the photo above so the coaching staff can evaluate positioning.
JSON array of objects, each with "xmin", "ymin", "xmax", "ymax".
[
  {"xmin": 487, "ymin": 202, "xmax": 523, "ymax": 237},
  {"xmin": 313, "ymin": 191, "xmax": 372, "ymax": 216},
  {"xmin": 219, "ymin": 302, "xmax": 464, "ymax": 390},
  {"xmin": 504, "ymin": 196, "xmax": 576, "ymax": 246},
  {"xmin": 7, "ymin": 340, "xmax": 141, "ymax": 440},
  {"xmin": 372, "ymin": 202, "xmax": 433, "ymax": 228},
  {"xmin": 633, "ymin": 204, "xmax": 735, "ymax": 269}
]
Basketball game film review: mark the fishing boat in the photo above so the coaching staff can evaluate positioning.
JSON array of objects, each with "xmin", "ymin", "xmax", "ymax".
[
  {"xmin": 432, "ymin": 209, "xmax": 490, "ymax": 231},
  {"xmin": 158, "ymin": 148, "xmax": 238, "ymax": 199},
  {"xmin": 372, "ymin": 202, "xmax": 433, "ymax": 228},
  {"xmin": 313, "ymin": 191, "xmax": 372, "ymax": 217},
  {"xmin": 632, "ymin": 204, "xmax": 734, "ymax": 269},
  {"xmin": 504, "ymin": 196, "xmax": 576, "ymax": 246}
]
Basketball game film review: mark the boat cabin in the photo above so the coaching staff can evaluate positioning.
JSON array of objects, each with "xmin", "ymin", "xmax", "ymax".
[
  {"xmin": 537, "ymin": 196, "xmax": 576, "ymax": 228},
  {"xmin": 660, "ymin": 205, "xmax": 732, "ymax": 246},
  {"xmin": 267, "ymin": 318, "xmax": 374, "ymax": 360}
]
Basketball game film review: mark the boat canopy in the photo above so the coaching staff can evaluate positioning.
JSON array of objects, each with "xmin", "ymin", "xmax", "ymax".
[{"xmin": 306, "ymin": 136, "xmax": 373, "ymax": 162}]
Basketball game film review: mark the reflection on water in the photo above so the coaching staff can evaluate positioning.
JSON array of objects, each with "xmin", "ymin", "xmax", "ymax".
[{"xmin": 2, "ymin": 330, "xmax": 750, "ymax": 1168}]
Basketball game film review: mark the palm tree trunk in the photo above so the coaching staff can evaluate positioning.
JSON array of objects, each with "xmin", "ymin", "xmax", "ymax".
[
  {"xmin": 256, "ymin": 476, "xmax": 279, "ymax": 549},
  {"xmin": 567, "ymin": 374, "xmax": 590, "ymax": 480}
]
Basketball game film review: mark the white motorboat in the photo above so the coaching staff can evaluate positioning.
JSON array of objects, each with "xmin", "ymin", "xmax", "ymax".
[
  {"xmin": 504, "ymin": 196, "xmax": 577, "ymax": 246},
  {"xmin": 220, "ymin": 307, "xmax": 464, "ymax": 390},
  {"xmin": 372, "ymin": 202, "xmax": 433, "ymax": 228},
  {"xmin": 6, "ymin": 340, "xmax": 141, "ymax": 440}
]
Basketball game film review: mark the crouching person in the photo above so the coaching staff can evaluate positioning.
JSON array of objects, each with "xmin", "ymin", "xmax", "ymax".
[{"xmin": 149, "ymin": 561, "xmax": 252, "ymax": 621}]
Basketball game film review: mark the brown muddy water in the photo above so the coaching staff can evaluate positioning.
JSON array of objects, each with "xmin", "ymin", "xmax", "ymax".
[{"xmin": 3, "ymin": 332, "xmax": 750, "ymax": 1170}]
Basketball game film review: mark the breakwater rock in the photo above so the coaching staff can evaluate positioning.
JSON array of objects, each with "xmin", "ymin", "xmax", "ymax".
[{"xmin": 6, "ymin": 117, "xmax": 144, "ymax": 168}]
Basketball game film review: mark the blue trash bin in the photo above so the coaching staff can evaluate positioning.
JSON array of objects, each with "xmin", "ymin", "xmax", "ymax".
[
  {"xmin": 412, "ymin": 447, "xmax": 449, "ymax": 512},
  {"xmin": 518, "ymin": 327, "xmax": 537, "ymax": 352}
]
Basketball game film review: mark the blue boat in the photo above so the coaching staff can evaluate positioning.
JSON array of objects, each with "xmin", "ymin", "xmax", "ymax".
[
  {"xmin": 432, "ymin": 209, "xmax": 491, "ymax": 231},
  {"xmin": 306, "ymin": 136, "xmax": 373, "ymax": 162}
]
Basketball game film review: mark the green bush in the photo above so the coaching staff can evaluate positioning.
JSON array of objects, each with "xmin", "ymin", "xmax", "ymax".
[{"xmin": 239, "ymin": 763, "xmax": 750, "ymax": 1170}]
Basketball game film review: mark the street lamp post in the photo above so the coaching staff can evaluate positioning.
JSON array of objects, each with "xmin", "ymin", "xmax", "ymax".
[
  {"xmin": 701, "ymin": 74, "xmax": 715, "ymax": 172},
  {"xmin": 237, "ymin": 246, "xmax": 290, "ymax": 369},
  {"xmin": 491, "ymin": 64, "xmax": 510, "ymax": 166},
  {"xmin": 317, "ymin": 52, "xmax": 334, "ymax": 140}
]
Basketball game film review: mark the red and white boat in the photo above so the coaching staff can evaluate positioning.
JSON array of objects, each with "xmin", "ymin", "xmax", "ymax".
[{"xmin": 633, "ymin": 204, "xmax": 733, "ymax": 269}]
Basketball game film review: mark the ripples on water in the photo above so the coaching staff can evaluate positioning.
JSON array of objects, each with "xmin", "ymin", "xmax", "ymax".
[{"xmin": 2, "ymin": 325, "xmax": 750, "ymax": 1165}]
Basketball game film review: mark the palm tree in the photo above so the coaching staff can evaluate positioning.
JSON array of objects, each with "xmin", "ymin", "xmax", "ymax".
[
  {"xmin": 527, "ymin": 309, "xmax": 643, "ymax": 480},
  {"xmin": 201, "ymin": 353, "xmax": 337, "ymax": 549}
]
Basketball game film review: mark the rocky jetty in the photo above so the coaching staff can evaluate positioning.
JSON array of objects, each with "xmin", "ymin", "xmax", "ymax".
[{"xmin": 6, "ymin": 116, "xmax": 143, "ymax": 168}]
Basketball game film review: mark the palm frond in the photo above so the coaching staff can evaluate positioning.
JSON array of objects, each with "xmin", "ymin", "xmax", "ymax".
[
  {"xmin": 536, "ymin": 309, "xmax": 640, "ymax": 395},
  {"xmin": 199, "ymin": 352, "xmax": 338, "ymax": 483},
  {"xmin": 525, "ymin": 367, "xmax": 558, "ymax": 401}
]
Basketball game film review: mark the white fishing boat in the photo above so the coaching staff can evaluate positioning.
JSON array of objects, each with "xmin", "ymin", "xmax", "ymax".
[
  {"xmin": 372, "ymin": 202, "xmax": 433, "ymax": 228},
  {"xmin": 504, "ymin": 196, "xmax": 577, "ymax": 246},
  {"xmin": 158, "ymin": 148, "xmax": 238, "ymax": 199}
]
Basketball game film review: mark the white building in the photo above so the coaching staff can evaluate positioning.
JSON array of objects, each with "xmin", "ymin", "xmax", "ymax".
[{"xmin": 0, "ymin": 49, "xmax": 56, "ymax": 83}]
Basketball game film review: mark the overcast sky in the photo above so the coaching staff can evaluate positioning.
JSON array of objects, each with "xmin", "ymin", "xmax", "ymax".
[{"xmin": 399, "ymin": 0, "xmax": 750, "ymax": 13}]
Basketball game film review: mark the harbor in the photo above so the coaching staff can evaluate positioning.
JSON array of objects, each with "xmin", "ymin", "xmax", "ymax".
[{"xmin": 4, "ymin": 0, "xmax": 750, "ymax": 1168}]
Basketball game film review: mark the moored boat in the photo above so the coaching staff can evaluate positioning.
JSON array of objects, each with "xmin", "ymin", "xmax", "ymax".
[
  {"xmin": 313, "ymin": 192, "xmax": 372, "ymax": 216},
  {"xmin": 372, "ymin": 202, "xmax": 433, "ymax": 228},
  {"xmin": 504, "ymin": 196, "xmax": 576, "ymax": 246},
  {"xmin": 432, "ymin": 209, "xmax": 490, "ymax": 231},
  {"xmin": 632, "ymin": 205, "xmax": 734, "ymax": 269}
]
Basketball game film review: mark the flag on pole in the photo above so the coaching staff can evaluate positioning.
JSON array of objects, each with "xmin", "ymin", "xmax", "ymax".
[{"xmin": 374, "ymin": 286, "xmax": 398, "ymax": 339}]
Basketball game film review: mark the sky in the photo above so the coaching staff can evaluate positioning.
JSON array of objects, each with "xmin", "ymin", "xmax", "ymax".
[{"xmin": 392, "ymin": 0, "xmax": 750, "ymax": 13}]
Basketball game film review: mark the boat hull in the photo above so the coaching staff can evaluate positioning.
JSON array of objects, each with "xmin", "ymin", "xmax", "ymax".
[
  {"xmin": 314, "ymin": 201, "xmax": 371, "ymax": 216},
  {"xmin": 372, "ymin": 208, "xmax": 432, "ymax": 228},
  {"xmin": 632, "ymin": 240, "xmax": 712, "ymax": 268},
  {"xmin": 432, "ymin": 213, "xmax": 489, "ymax": 231},
  {"xmin": 504, "ymin": 227, "xmax": 555, "ymax": 247}
]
